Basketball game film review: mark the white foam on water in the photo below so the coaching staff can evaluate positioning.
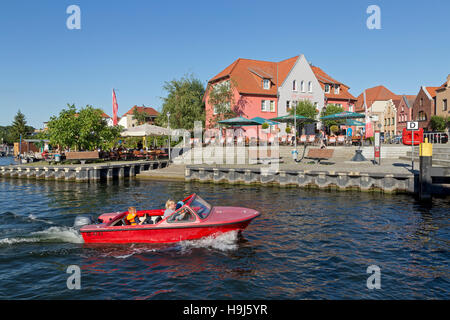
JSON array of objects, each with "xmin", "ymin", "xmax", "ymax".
[
  {"xmin": 0, "ymin": 226, "xmax": 84, "ymax": 245},
  {"xmin": 179, "ymin": 230, "xmax": 239, "ymax": 252}
]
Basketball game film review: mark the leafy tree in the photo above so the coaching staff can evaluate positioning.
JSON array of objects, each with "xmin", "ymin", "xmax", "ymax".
[
  {"xmin": 430, "ymin": 115, "xmax": 447, "ymax": 131},
  {"xmin": 288, "ymin": 100, "xmax": 319, "ymax": 133},
  {"xmin": 320, "ymin": 104, "xmax": 344, "ymax": 127},
  {"xmin": 132, "ymin": 108, "xmax": 149, "ymax": 126},
  {"xmin": 47, "ymin": 104, "xmax": 122, "ymax": 151},
  {"xmin": 156, "ymin": 75, "xmax": 205, "ymax": 130},
  {"xmin": 207, "ymin": 79, "xmax": 238, "ymax": 127},
  {"xmin": 9, "ymin": 110, "xmax": 34, "ymax": 142}
]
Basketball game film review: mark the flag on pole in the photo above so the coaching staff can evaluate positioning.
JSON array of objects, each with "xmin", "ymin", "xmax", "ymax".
[
  {"xmin": 112, "ymin": 89, "xmax": 118, "ymax": 126},
  {"xmin": 364, "ymin": 90, "xmax": 373, "ymax": 138}
]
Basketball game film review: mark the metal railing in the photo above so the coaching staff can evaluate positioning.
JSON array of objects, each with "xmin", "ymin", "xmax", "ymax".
[{"xmin": 423, "ymin": 132, "xmax": 448, "ymax": 144}]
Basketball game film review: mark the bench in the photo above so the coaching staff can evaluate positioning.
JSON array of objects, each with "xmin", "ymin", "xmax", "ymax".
[
  {"xmin": 304, "ymin": 148, "xmax": 334, "ymax": 164},
  {"xmin": 65, "ymin": 151, "xmax": 100, "ymax": 164}
]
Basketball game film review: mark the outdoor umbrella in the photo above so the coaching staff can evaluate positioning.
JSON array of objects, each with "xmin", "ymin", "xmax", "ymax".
[
  {"xmin": 218, "ymin": 116, "xmax": 261, "ymax": 126},
  {"xmin": 320, "ymin": 111, "xmax": 365, "ymax": 120},
  {"xmin": 120, "ymin": 123, "xmax": 172, "ymax": 137},
  {"xmin": 270, "ymin": 114, "xmax": 316, "ymax": 148},
  {"xmin": 249, "ymin": 117, "xmax": 280, "ymax": 126},
  {"xmin": 344, "ymin": 119, "xmax": 365, "ymax": 126},
  {"xmin": 218, "ymin": 116, "xmax": 262, "ymax": 142},
  {"xmin": 121, "ymin": 123, "xmax": 172, "ymax": 152}
]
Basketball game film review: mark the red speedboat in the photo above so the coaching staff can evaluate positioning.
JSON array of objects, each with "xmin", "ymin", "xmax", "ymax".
[{"xmin": 78, "ymin": 194, "xmax": 260, "ymax": 244}]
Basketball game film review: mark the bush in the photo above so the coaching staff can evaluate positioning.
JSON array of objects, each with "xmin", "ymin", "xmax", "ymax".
[
  {"xmin": 261, "ymin": 122, "xmax": 269, "ymax": 130},
  {"xmin": 430, "ymin": 116, "xmax": 446, "ymax": 131},
  {"xmin": 330, "ymin": 125, "xmax": 339, "ymax": 134},
  {"xmin": 285, "ymin": 127, "xmax": 291, "ymax": 134}
]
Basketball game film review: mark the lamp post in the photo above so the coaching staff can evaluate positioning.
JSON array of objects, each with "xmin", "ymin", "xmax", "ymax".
[{"xmin": 167, "ymin": 112, "xmax": 171, "ymax": 162}]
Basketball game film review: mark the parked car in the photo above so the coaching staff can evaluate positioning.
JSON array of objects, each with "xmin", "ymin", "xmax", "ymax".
[{"xmin": 424, "ymin": 132, "xmax": 448, "ymax": 144}]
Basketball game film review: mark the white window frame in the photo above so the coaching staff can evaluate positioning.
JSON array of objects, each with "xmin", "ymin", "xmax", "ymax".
[
  {"xmin": 292, "ymin": 80, "xmax": 297, "ymax": 92},
  {"xmin": 334, "ymin": 84, "xmax": 340, "ymax": 94},
  {"xmin": 325, "ymin": 84, "xmax": 330, "ymax": 93},
  {"xmin": 263, "ymin": 79, "xmax": 270, "ymax": 90},
  {"xmin": 301, "ymin": 81, "xmax": 305, "ymax": 92},
  {"xmin": 308, "ymin": 81, "xmax": 312, "ymax": 93}
]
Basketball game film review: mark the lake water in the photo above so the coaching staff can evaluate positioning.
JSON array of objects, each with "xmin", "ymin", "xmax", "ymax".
[{"xmin": 0, "ymin": 157, "xmax": 448, "ymax": 299}]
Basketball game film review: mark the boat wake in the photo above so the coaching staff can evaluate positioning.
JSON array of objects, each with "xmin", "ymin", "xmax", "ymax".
[
  {"xmin": 179, "ymin": 230, "xmax": 240, "ymax": 252},
  {"xmin": 0, "ymin": 226, "xmax": 84, "ymax": 245}
]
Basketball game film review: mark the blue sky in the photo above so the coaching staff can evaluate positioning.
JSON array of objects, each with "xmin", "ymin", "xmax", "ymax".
[{"xmin": 0, "ymin": 0, "xmax": 449, "ymax": 128}]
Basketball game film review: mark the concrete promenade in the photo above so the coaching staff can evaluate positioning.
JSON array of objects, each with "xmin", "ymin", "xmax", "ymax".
[{"xmin": 137, "ymin": 144, "xmax": 450, "ymax": 195}]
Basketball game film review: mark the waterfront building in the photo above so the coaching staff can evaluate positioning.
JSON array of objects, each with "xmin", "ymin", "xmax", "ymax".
[
  {"xmin": 117, "ymin": 105, "xmax": 159, "ymax": 129},
  {"xmin": 411, "ymin": 86, "xmax": 440, "ymax": 130},
  {"xmin": 310, "ymin": 65, "xmax": 357, "ymax": 112},
  {"xmin": 205, "ymin": 55, "xmax": 354, "ymax": 136},
  {"xmin": 101, "ymin": 112, "xmax": 113, "ymax": 127},
  {"xmin": 396, "ymin": 95, "xmax": 417, "ymax": 134},
  {"xmin": 277, "ymin": 55, "xmax": 324, "ymax": 134},
  {"xmin": 435, "ymin": 75, "xmax": 450, "ymax": 129},
  {"xmin": 355, "ymin": 85, "xmax": 398, "ymax": 134}
]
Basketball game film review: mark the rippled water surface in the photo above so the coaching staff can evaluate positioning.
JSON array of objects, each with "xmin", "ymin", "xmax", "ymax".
[{"xmin": 0, "ymin": 157, "xmax": 448, "ymax": 299}]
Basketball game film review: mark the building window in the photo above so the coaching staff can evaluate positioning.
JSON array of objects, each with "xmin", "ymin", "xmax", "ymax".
[
  {"xmin": 418, "ymin": 111, "xmax": 427, "ymax": 121},
  {"xmin": 292, "ymin": 80, "xmax": 297, "ymax": 91},
  {"xmin": 286, "ymin": 100, "xmax": 290, "ymax": 111},
  {"xmin": 263, "ymin": 79, "xmax": 270, "ymax": 90},
  {"xmin": 392, "ymin": 117, "xmax": 395, "ymax": 125},
  {"xmin": 443, "ymin": 99, "xmax": 448, "ymax": 111},
  {"xmin": 308, "ymin": 81, "xmax": 312, "ymax": 92},
  {"xmin": 301, "ymin": 81, "xmax": 305, "ymax": 92},
  {"xmin": 261, "ymin": 100, "xmax": 275, "ymax": 112},
  {"xmin": 420, "ymin": 98, "xmax": 423, "ymax": 107},
  {"xmin": 348, "ymin": 105, "xmax": 354, "ymax": 112},
  {"xmin": 334, "ymin": 84, "xmax": 340, "ymax": 94},
  {"xmin": 325, "ymin": 84, "xmax": 330, "ymax": 93}
]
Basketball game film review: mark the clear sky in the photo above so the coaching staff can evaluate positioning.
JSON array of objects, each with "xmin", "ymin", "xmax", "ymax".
[{"xmin": 0, "ymin": 0, "xmax": 449, "ymax": 128}]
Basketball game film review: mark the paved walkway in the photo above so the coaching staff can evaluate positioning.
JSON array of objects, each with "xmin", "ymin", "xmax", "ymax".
[{"xmin": 137, "ymin": 145, "xmax": 418, "ymax": 180}]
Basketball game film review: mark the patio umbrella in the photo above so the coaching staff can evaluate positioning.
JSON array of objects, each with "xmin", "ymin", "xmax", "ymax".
[
  {"xmin": 249, "ymin": 117, "xmax": 280, "ymax": 126},
  {"xmin": 218, "ymin": 116, "xmax": 261, "ymax": 126},
  {"xmin": 270, "ymin": 114, "xmax": 315, "ymax": 123},
  {"xmin": 320, "ymin": 111, "xmax": 365, "ymax": 120},
  {"xmin": 218, "ymin": 116, "xmax": 264, "ymax": 143},
  {"xmin": 121, "ymin": 123, "xmax": 172, "ymax": 137},
  {"xmin": 344, "ymin": 119, "xmax": 365, "ymax": 126}
]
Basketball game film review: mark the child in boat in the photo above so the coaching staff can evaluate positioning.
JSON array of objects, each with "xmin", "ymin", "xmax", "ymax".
[
  {"xmin": 163, "ymin": 200, "xmax": 176, "ymax": 219},
  {"xmin": 126, "ymin": 207, "xmax": 139, "ymax": 225}
]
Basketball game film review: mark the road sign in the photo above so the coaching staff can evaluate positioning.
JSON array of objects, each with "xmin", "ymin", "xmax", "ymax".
[{"xmin": 407, "ymin": 121, "xmax": 419, "ymax": 131}]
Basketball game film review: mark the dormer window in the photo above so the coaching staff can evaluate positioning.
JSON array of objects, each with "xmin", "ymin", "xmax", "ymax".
[
  {"xmin": 334, "ymin": 84, "xmax": 340, "ymax": 94},
  {"xmin": 263, "ymin": 79, "xmax": 271, "ymax": 90},
  {"xmin": 325, "ymin": 84, "xmax": 330, "ymax": 93}
]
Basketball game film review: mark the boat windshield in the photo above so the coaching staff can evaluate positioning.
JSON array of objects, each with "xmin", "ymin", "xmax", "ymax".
[{"xmin": 189, "ymin": 195, "xmax": 212, "ymax": 219}]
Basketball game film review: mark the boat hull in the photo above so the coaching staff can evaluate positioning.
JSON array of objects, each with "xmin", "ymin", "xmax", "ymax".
[{"xmin": 81, "ymin": 219, "xmax": 253, "ymax": 244}]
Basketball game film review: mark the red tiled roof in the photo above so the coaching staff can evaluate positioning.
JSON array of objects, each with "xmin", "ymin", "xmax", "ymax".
[
  {"xmin": 310, "ymin": 65, "xmax": 356, "ymax": 101},
  {"xmin": 101, "ymin": 112, "xmax": 111, "ymax": 118},
  {"xmin": 208, "ymin": 56, "xmax": 298, "ymax": 96},
  {"xmin": 424, "ymin": 86, "xmax": 440, "ymax": 98},
  {"xmin": 355, "ymin": 85, "xmax": 398, "ymax": 111},
  {"xmin": 122, "ymin": 105, "xmax": 159, "ymax": 117}
]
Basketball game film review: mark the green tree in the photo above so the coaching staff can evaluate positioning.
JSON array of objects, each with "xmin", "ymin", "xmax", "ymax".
[
  {"xmin": 430, "ymin": 115, "xmax": 447, "ymax": 131},
  {"xmin": 207, "ymin": 79, "xmax": 238, "ymax": 127},
  {"xmin": 156, "ymin": 75, "xmax": 205, "ymax": 130},
  {"xmin": 9, "ymin": 110, "xmax": 34, "ymax": 142},
  {"xmin": 47, "ymin": 104, "xmax": 122, "ymax": 151},
  {"xmin": 289, "ymin": 100, "xmax": 318, "ymax": 119},
  {"xmin": 132, "ymin": 108, "xmax": 148, "ymax": 125},
  {"xmin": 320, "ymin": 104, "xmax": 344, "ymax": 127}
]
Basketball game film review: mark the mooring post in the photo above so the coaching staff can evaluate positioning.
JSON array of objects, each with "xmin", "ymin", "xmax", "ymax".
[{"xmin": 419, "ymin": 138, "xmax": 433, "ymax": 201}]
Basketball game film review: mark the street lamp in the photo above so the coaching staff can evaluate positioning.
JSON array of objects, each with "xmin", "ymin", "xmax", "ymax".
[{"xmin": 167, "ymin": 112, "xmax": 171, "ymax": 162}]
